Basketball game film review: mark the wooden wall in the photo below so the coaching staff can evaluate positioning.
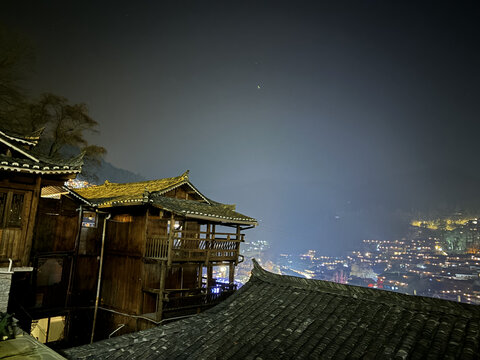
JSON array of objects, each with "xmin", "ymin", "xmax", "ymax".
[
  {"xmin": 0, "ymin": 193, "xmax": 32, "ymax": 262},
  {"xmin": 101, "ymin": 254, "xmax": 143, "ymax": 314},
  {"xmin": 163, "ymin": 184, "xmax": 203, "ymax": 201},
  {"xmin": 100, "ymin": 208, "xmax": 147, "ymax": 315},
  {"xmin": 0, "ymin": 185, "xmax": 34, "ymax": 266},
  {"xmin": 106, "ymin": 210, "xmax": 146, "ymax": 256},
  {"xmin": 146, "ymin": 208, "xmax": 168, "ymax": 237},
  {"xmin": 33, "ymin": 196, "xmax": 78, "ymax": 254}
]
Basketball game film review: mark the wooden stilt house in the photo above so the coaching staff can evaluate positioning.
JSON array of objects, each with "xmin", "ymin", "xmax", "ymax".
[
  {"xmin": 0, "ymin": 128, "xmax": 84, "ymax": 341},
  {"xmin": 71, "ymin": 171, "xmax": 257, "ymax": 340}
]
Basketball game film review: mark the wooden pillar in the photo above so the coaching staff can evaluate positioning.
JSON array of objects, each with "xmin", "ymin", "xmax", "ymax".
[
  {"xmin": 156, "ymin": 260, "xmax": 167, "ymax": 321},
  {"xmin": 140, "ymin": 208, "xmax": 149, "ymax": 315},
  {"xmin": 167, "ymin": 213, "xmax": 175, "ymax": 268},
  {"xmin": 143, "ymin": 208, "xmax": 149, "ymax": 256},
  {"xmin": 229, "ymin": 262, "xmax": 235, "ymax": 285},
  {"xmin": 198, "ymin": 264, "xmax": 203, "ymax": 288},
  {"xmin": 207, "ymin": 264, "xmax": 213, "ymax": 292},
  {"xmin": 206, "ymin": 223, "xmax": 215, "ymax": 292},
  {"xmin": 204, "ymin": 223, "xmax": 211, "ymax": 265},
  {"xmin": 235, "ymin": 225, "xmax": 241, "ymax": 265}
]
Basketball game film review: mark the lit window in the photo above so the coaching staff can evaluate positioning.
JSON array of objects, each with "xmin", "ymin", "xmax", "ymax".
[
  {"xmin": 31, "ymin": 316, "xmax": 65, "ymax": 343},
  {"xmin": 82, "ymin": 212, "xmax": 97, "ymax": 228}
]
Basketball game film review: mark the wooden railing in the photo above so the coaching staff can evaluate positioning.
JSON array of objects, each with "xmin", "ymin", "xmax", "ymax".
[
  {"xmin": 145, "ymin": 236, "xmax": 169, "ymax": 259},
  {"xmin": 163, "ymin": 283, "xmax": 237, "ymax": 311},
  {"xmin": 145, "ymin": 230, "xmax": 244, "ymax": 262}
]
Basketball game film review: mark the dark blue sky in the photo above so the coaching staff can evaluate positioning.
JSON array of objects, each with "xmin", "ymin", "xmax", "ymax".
[{"xmin": 2, "ymin": 1, "xmax": 480, "ymax": 255}]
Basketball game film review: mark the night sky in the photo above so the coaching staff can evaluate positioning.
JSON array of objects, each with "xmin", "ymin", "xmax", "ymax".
[{"xmin": 2, "ymin": 1, "xmax": 480, "ymax": 256}]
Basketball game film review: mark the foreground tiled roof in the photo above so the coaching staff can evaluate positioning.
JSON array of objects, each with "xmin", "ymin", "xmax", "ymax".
[
  {"xmin": 72, "ymin": 170, "xmax": 206, "ymax": 207},
  {"xmin": 0, "ymin": 334, "xmax": 66, "ymax": 359},
  {"xmin": 151, "ymin": 194, "xmax": 257, "ymax": 225},
  {"xmin": 63, "ymin": 260, "xmax": 480, "ymax": 359},
  {"xmin": 0, "ymin": 129, "xmax": 83, "ymax": 175}
]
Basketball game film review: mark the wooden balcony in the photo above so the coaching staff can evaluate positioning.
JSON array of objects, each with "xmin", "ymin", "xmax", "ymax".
[{"xmin": 144, "ymin": 230, "xmax": 244, "ymax": 263}]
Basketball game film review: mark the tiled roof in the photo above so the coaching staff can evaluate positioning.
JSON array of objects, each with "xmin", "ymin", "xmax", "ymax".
[
  {"xmin": 0, "ymin": 153, "xmax": 83, "ymax": 175},
  {"xmin": 63, "ymin": 260, "xmax": 480, "ymax": 359},
  {"xmin": 151, "ymin": 194, "xmax": 257, "ymax": 225},
  {"xmin": 0, "ymin": 128, "xmax": 42, "ymax": 146},
  {"xmin": 0, "ymin": 128, "xmax": 83, "ymax": 175},
  {"xmin": 0, "ymin": 334, "xmax": 66, "ymax": 360},
  {"xmin": 72, "ymin": 171, "xmax": 199, "ymax": 207},
  {"xmin": 70, "ymin": 171, "xmax": 257, "ymax": 224}
]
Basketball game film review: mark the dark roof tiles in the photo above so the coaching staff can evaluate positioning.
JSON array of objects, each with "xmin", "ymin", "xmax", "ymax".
[
  {"xmin": 150, "ymin": 195, "xmax": 257, "ymax": 225},
  {"xmin": 70, "ymin": 171, "xmax": 257, "ymax": 225},
  {"xmin": 64, "ymin": 260, "xmax": 480, "ymax": 359},
  {"xmin": 0, "ymin": 128, "xmax": 83, "ymax": 175}
]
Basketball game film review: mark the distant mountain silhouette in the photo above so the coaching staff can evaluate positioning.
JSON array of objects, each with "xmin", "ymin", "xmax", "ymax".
[{"xmin": 78, "ymin": 158, "xmax": 145, "ymax": 185}]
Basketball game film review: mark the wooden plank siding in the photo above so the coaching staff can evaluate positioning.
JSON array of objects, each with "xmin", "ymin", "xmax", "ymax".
[
  {"xmin": 32, "ymin": 196, "xmax": 78, "ymax": 254},
  {"xmin": 0, "ymin": 190, "xmax": 33, "ymax": 266},
  {"xmin": 100, "ymin": 254, "xmax": 143, "ymax": 314},
  {"xmin": 100, "ymin": 210, "xmax": 147, "ymax": 315},
  {"xmin": 106, "ymin": 211, "xmax": 146, "ymax": 256}
]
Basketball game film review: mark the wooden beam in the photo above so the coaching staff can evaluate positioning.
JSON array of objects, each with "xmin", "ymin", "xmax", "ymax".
[{"xmin": 156, "ymin": 260, "xmax": 167, "ymax": 321}]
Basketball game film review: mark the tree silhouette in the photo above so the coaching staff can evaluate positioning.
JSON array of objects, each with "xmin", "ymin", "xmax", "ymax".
[{"xmin": 0, "ymin": 25, "xmax": 106, "ymax": 181}]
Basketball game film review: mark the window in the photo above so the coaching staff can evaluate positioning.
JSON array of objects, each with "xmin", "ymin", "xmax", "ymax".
[
  {"xmin": 7, "ymin": 193, "xmax": 24, "ymax": 227},
  {"xmin": 31, "ymin": 316, "xmax": 65, "ymax": 343},
  {"xmin": 0, "ymin": 190, "xmax": 25, "ymax": 228}
]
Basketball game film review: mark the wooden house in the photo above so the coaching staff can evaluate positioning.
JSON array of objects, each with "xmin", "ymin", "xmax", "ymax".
[
  {"xmin": 0, "ymin": 128, "xmax": 85, "ymax": 343},
  {"xmin": 71, "ymin": 171, "xmax": 257, "ymax": 340},
  {"xmin": 0, "ymin": 127, "xmax": 256, "ymax": 346}
]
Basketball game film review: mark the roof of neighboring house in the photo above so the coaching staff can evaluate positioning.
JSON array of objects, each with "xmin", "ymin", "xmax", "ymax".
[
  {"xmin": 72, "ymin": 170, "xmax": 201, "ymax": 207},
  {"xmin": 63, "ymin": 260, "xmax": 480, "ymax": 360},
  {"xmin": 151, "ymin": 194, "xmax": 257, "ymax": 225},
  {"xmin": 71, "ymin": 171, "xmax": 257, "ymax": 225},
  {"xmin": 0, "ymin": 129, "xmax": 83, "ymax": 176}
]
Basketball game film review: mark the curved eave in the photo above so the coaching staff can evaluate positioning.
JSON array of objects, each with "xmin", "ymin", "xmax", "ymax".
[
  {"xmin": 63, "ymin": 187, "xmax": 93, "ymax": 206},
  {"xmin": 184, "ymin": 213, "xmax": 257, "ymax": 226},
  {"xmin": 151, "ymin": 203, "xmax": 257, "ymax": 225},
  {"xmin": 0, "ymin": 163, "xmax": 81, "ymax": 175},
  {"xmin": 92, "ymin": 198, "xmax": 145, "ymax": 208}
]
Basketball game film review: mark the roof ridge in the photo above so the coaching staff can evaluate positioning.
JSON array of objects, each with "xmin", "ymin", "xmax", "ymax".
[
  {"xmin": 251, "ymin": 259, "xmax": 480, "ymax": 318},
  {"xmin": 94, "ymin": 172, "xmax": 189, "ymax": 187}
]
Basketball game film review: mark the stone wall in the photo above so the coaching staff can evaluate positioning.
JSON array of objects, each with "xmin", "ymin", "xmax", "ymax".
[{"xmin": 0, "ymin": 272, "xmax": 13, "ymax": 313}]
